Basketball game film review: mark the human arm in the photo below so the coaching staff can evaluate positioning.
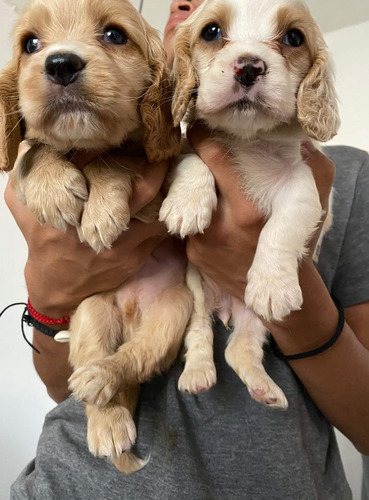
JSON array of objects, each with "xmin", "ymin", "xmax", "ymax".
[
  {"xmin": 4, "ymin": 159, "xmax": 170, "ymax": 403},
  {"xmin": 186, "ymin": 123, "xmax": 369, "ymax": 454}
]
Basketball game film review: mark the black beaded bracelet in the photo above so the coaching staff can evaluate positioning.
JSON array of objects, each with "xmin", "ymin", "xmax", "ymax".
[
  {"xmin": 0, "ymin": 302, "xmax": 68, "ymax": 353},
  {"xmin": 272, "ymin": 295, "xmax": 345, "ymax": 361},
  {"xmin": 22, "ymin": 310, "xmax": 60, "ymax": 339}
]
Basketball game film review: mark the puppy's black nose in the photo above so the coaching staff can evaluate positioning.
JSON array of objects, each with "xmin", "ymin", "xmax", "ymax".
[
  {"xmin": 45, "ymin": 53, "xmax": 85, "ymax": 86},
  {"xmin": 234, "ymin": 57, "xmax": 267, "ymax": 88}
]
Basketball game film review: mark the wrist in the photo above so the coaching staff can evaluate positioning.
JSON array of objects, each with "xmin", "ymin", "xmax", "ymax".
[
  {"xmin": 27, "ymin": 290, "xmax": 77, "ymax": 320},
  {"xmin": 27, "ymin": 298, "xmax": 70, "ymax": 325}
]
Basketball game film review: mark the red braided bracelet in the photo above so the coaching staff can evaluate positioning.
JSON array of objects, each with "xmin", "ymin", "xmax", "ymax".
[{"xmin": 27, "ymin": 298, "xmax": 70, "ymax": 325}]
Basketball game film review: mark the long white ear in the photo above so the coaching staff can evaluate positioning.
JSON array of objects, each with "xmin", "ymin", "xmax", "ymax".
[
  {"xmin": 139, "ymin": 21, "xmax": 181, "ymax": 163},
  {"xmin": 171, "ymin": 24, "xmax": 197, "ymax": 127},
  {"xmin": 0, "ymin": 62, "xmax": 22, "ymax": 171},
  {"xmin": 297, "ymin": 46, "xmax": 340, "ymax": 142}
]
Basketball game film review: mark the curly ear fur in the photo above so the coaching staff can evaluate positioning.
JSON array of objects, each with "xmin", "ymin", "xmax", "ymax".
[
  {"xmin": 140, "ymin": 22, "xmax": 181, "ymax": 163},
  {"xmin": 297, "ymin": 47, "xmax": 340, "ymax": 142},
  {"xmin": 0, "ymin": 62, "xmax": 22, "ymax": 171},
  {"xmin": 171, "ymin": 24, "xmax": 197, "ymax": 128}
]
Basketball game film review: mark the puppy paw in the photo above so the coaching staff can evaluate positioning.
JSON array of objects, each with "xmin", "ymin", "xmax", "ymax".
[
  {"xmin": 245, "ymin": 262, "xmax": 302, "ymax": 322},
  {"xmin": 19, "ymin": 167, "xmax": 88, "ymax": 231},
  {"xmin": 69, "ymin": 360, "xmax": 120, "ymax": 406},
  {"xmin": 87, "ymin": 405, "xmax": 136, "ymax": 459},
  {"xmin": 78, "ymin": 198, "xmax": 130, "ymax": 253},
  {"xmin": 232, "ymin": 361, "xmax": 288, "ymax": 409},
  {"xmin": 178, "ymin": 362, "xmax": 217, "ymax": 394},
  {"xmin": 247, "ymin": 374, "xmax": 288, "ymax": 410},
  {"xmin": 159, "ymin": 187, "xmax": 217, "ymax": 238}
]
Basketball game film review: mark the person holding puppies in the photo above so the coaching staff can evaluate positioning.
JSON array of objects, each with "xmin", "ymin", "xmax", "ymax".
[{"xmin": 6, "ymin": 0, "xmax": 369, "ymax": 498}]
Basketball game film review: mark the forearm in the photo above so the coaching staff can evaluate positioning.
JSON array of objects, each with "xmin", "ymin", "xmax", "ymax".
[
  {"xmin": 268, "ymin": 260, "xmax": 369, "ymax": 454},
  {"xmin": 32, "ymin": 329, "xmax": 72, "ymax": 403}
]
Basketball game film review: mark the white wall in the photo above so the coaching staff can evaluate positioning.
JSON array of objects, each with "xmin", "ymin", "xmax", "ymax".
[
  {"xmin": 324, "ymin": 21, "xmax": 369, "ymax": 152},
  {"xmin": 0, "ymin": 2, "xmax": 367, "ymax": 499}
]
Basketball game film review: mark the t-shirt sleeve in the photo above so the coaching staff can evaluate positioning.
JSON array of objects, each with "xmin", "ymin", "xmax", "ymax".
[{"xmin": 331, "ymin": 153, "xmax": 369, "ymax": 307}]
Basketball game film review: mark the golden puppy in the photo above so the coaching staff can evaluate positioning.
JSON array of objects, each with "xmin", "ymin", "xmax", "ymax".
[
  {"xmin": 160, "ymin": 0, "xmax": 339, "ymax": 407},
  {"xmin": 0, "ymin": 0, "xmax": 193, "ymax": 473}
]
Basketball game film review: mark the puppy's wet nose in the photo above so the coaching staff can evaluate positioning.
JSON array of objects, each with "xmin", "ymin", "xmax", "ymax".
[
  {"xmin": 234, "ymin": 57, "xmax": 267, "ymax": 88},
  {"xmin": 45, "ymin": 53, "xmax": 85, "ymax": 86}
]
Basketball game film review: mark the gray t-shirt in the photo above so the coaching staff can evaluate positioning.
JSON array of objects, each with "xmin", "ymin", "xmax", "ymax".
[{"xmin": 11, "ymin": 146, "xmax": 369, "ymax": 500}]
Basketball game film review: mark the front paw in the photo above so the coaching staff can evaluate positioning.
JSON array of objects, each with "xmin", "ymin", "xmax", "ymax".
[
  {"xmin": 87, "ymin": 405, "xmax": 136, "ymax": 459},
  {"xmin": 18, "ymin": 167, "xmax": 88, "ymax": 231},
  {"xmin": 159, "ymin": 187, "xmax": 217, "ymax": 238},
  {"xmin": 69, "ymin": 360, "xmax": 120, "ymax": 406},
  {"xmin": 78, "ymin": 199, "xmax": 130, "ymax": 253},
  {"xmin": 245, "ymin": 262, "xmax": 303, "ymax": 322}
]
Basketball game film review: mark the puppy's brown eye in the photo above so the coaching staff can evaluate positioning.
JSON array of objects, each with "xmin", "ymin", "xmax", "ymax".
[
  {"xmin": 23, "ymin": 36, "xmax": 41, "ymax": 54},
  {"xmin": 201, "ymin": 23, "xmax": 222, "ymax": 42},
  {"xmin": 103, "ymin": 27, "xmax": 128, "ymax": 45},
  {"xmin": 283, "ymin": 29, "xmax": 304, "ymax": 47}
]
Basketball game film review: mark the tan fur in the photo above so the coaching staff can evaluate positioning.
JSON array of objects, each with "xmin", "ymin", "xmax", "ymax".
[
  {"xmin": 77, "ymin": 154, "xmax": 138, "ymax": 252},
  {"xmin": 69, "ymin": 283, "xmax": 193, "ymax": 472},
  {"xmin": 139, "ymin": 23, "xmax": 181, "ymax": 161},
  {"xmin": 0, "ymin": 0, "xmax": 181, "ymax": 249},
  {"xmin": 0, "ymin": 0, "xmax": 181, "ymax": 234},
  {"xmin": 0, "ymin": 63, "xmax": 21, "ymax": 172},
  {"xmin": 1, "ymin": 0, "xmax": 191, "ymax": 474},
  {"xmin": 274, "ymin": 5, "xmax": 340, "ymax": 141},
  {"xmin": 172, "ymin": 25, "xmax": 198, "ymax": 127},
  {"xmin": 297, "ymin": 50, "xmax": 340, "ymax": 141},
  {"xmin": 14, "ymin": 143, "xmax": 88, "ymax": 230}
]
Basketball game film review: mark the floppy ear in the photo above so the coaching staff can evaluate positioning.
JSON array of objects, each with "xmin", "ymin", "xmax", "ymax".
[
  {"xmin": 0, "ymin": 62, "xmax": 22, "ymax": 171},
  {"xmin": 139, "ymin": 23, "xmax": 181, "ymax": 163},
  {"xmin": 171, "ymin": 24, "xmax": 197, "ymax": 127},
  {"xmin": 297, "ymin": 46, "xmax": 340, "ymax": 142}
]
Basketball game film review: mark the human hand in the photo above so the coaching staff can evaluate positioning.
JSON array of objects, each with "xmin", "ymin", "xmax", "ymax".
[
  {"xmin": 186, "ymin": 122, "xmax": 335, "ymax": 303},
  {"xmin": 4, "ymin": 155, "xmax": 170, "ymax": 318}
]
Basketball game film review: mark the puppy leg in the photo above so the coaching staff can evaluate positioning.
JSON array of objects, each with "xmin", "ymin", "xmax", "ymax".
[
  {"xmin": 246, "ymin": 163, "xmax": 322, "ymax": 321},
  {"xmin": 225, "ymin": 297, "xmax": 288, "ymax": 409},
  {"xmin": 78, "ymin": 156, "xmax": 138, "ymax": 253},
  {"xmin": 159, "ymin": 154, "xmax": 217, "ymax": 238},
  {"xmin": 15, "ymin": 143, "xmax": 88, "ymax": 230},
  {"xmin": 68, "ymin": 293, "xmax": 122, "ymax": 399},
  {"xmin": 178, "ymin": 263, "xmax": 216, "ymax": 394},
  {"xmin": 70, "ymin": 285, "xmax": 193, "ymax": 406},
  {"xmin": 85, "ymin": 391, "xmax": 138, "ymax": 461},
  {"xmin": 68, "ymin": 294, "xmax": 137, "ymax": 460}
]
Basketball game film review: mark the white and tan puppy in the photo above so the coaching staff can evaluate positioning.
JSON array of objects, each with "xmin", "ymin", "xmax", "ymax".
[
  {"xmin": 160, "ymin": 0, "xmax": 339, "ymax": 407},
  {"xmin": 0, "ymin": 0, "xmax": 193, "ymax": 473}
]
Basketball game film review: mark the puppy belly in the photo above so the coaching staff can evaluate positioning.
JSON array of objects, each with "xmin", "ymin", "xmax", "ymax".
[{"xmin": 115, "ymin": 239, "xmax": 187, "ymax": 314}]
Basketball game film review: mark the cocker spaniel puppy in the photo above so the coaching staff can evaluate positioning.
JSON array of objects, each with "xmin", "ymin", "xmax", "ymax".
[
  {"xmin": 160, "ymin": 0, "xmax": 339, "ymax": 408},
  {"xmin": 0, "ymin": 0, "xmax": 193, "ymax": 473}
]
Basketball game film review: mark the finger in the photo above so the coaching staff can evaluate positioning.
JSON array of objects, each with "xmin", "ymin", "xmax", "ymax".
[
  {"xmin": 124, "ymin": 234, "xmax": 169, "ymax": 277},
  {"xmin": 187, "ymin": 121, "xmax": 248, "ymax": 208},
  {"xmin": 4, "ymin": 176, "xmax": 35, "ymax": 238},
  {"xmin": 137, "ymin": 234, "xmax": 167, "ymax": 260},
  {"xmin": 111, "ymin": 220, "xmax": 167, "ymax": 249},
  {"xmin": 130, "ymin": 160, "xmax": 169, "ymax": 216}
]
